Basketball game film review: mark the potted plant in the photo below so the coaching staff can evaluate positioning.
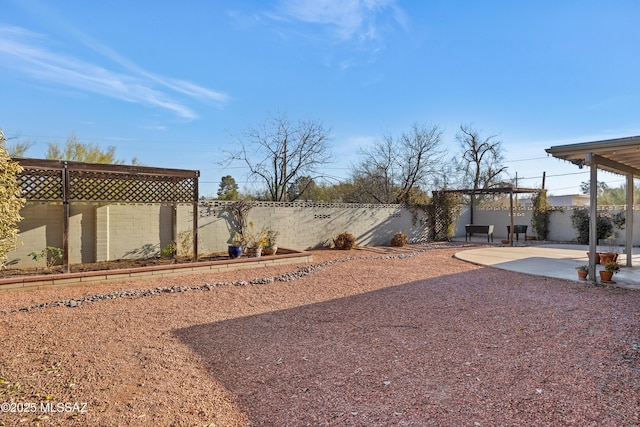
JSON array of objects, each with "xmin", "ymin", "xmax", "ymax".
[
  {"xmin": 263, "ymin": 227, "xmax": 279, "ymax": 255},
  {"xmin": 575, "ymin": 265, "xmax": 589, "ymax": 280},
  {"xmin": 228, "ymin": 230, "xmax": 244, "ymax": 259},
  {"xmin": 600, "ymin": 261, "xmax": 620, "ymax": 283},
  {"xmin": 599, "ymin": 235, "xmax": 619, "ymax": 265},
  {"xmin": 244, "ymin": 223, "xmax": 268, "ymax": 257}
]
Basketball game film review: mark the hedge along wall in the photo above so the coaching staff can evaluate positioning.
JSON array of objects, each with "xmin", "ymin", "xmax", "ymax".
[
  {"xmin": 454, "ymin": 205, "xmax": 640, "ymax": 244},
  {"xmin": 7, "ymin": 201, "xmax": 427, "ymax": 268}
]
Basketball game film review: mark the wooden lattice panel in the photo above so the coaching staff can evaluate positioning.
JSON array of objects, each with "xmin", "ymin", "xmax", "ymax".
[
  {"xmin": 69, "ymin": 171, "xmax": 195, "ymax": 203},
  {"xmin": 18, "ymin": 168, "xmax": 64, "ymax": 201},
  {"xmin": 15, "ymin": 159, "xmax": 198, "ymax": 204}
]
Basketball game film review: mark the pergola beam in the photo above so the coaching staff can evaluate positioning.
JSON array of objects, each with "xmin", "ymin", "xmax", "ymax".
[{"xmin": 585, "ymin": 153, "xmax": 640, "ymax": 176}]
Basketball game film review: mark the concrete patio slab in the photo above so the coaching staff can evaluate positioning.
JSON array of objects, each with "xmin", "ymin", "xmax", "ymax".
[{"xmin": 454, "ymin": 243, "xmax": 640, "ymax": 290}]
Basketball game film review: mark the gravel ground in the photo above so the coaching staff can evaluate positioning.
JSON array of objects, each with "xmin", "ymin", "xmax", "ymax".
[{"xmin": 0, "ymin": 243, "xmax": 639, "ymax": 426}]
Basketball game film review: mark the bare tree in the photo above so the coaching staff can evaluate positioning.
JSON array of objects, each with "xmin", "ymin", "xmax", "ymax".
[
  {"xmin": 456, "ymin": 124, "xmax": 508, "ymax": 190},
  {"xmin": 351, "ymin": 123, "xmax": 444, "ymax": 204},
  {"xmin": 225, "ymin": 112, "xmax": 333, "ymax": 201}
]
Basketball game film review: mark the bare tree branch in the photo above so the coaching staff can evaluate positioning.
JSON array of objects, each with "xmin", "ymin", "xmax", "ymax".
[
  {"xmin": 351, "ymin": 123, "xmax": 444, "ymax": 204},
  {"xmin": 456, "ymin": 124, "xmax": 508, "ymax": 190},
  {"xmin": 223, "ymin": 112, "xmax": 333, "ymax": 201}
]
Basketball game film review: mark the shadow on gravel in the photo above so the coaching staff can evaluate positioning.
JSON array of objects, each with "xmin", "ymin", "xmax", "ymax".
[{"xmin": 174, "ymin": 267, "xmax": 640, "ymax": 426}]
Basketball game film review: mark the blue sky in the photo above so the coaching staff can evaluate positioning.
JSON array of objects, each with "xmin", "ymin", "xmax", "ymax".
[{"xmin": 2, "ymin": 0, "xmax": 639, "ymax": 197}]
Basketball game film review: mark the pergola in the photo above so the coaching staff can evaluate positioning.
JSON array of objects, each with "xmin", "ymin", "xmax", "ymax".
[
  {"xmin": 441, "ymin": 186, "xmax": 543, "ymax": 245},
  {"xmin": 546, "ymin": 136, "xmax": 640, "ymax": 282},
  {"xmin": 15, "ymin": 158, "xmax": 200, "ymax": 273}
]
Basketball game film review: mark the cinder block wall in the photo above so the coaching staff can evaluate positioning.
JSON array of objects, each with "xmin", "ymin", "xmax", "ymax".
[
  {"xmin": 184, "ymin": 201, "xmax": 426, "ymax": 255},
  {"xmin": 10, "ymin": 203, "xmax": 64, "ymax": 267},
  {"xmin": 453, "ymin": 206, "xmax": 640, "ymax": 244},
  {"xmin": 7, "ymin": 201, "xmax": 426, "ymax": 267},
  {"xmin": 8, "ymin": 200, "xmax": 638, "ymax": 268}
]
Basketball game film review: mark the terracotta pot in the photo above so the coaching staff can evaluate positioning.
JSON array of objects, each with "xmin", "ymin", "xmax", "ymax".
[
  {"xmin": 599, "ymin": 253, "xmax": 618, "ymax": 265},
  {"xmin": 587, "ymin": 252, "xmax": 601, "ymax": 264},
  {"xmin": 577, "ymin": 270, "xmax": 588, "ymax": 280},
  {"xmin": 599, "ymin": 270, "xmax": 613, "ymax": 282}
]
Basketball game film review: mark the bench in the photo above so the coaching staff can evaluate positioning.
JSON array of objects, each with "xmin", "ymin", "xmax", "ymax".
[
  {"xmin": 465, "ymin": 224, "xmax": 494, "ymax": 242},
  {"xmin": 506, "ymin": 225, "xmax": 528, "ymax": 241}
]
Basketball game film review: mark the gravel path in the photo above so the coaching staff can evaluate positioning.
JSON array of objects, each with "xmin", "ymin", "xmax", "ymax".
[{"xmin": 1, "ymin": 244, "xmax": 639, "ymax": 426}]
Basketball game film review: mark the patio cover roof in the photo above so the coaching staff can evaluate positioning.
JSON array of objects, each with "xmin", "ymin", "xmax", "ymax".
[
  {"xmin": 545, "ymin": 135, "xmax": 640, "ymax": 176},
  {"xmin": 545, "ymin": 135, "xmax": 639, "ymax": 282}
]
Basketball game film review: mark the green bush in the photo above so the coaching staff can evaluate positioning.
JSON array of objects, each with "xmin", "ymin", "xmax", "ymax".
[
  {"xmin": 531, "ymin": 191, "xmax": 561, "ymax": 240},
  {"xmin": 160, "ymin": 242, "xmax": 176, "ymax": 258},
  {"xmin": 28, "ymin": 246, "xmax": 63, "ymax": 269},
  {"xmin": 570, "ymin": 207, "xmax": 614, "ymax": 244}
]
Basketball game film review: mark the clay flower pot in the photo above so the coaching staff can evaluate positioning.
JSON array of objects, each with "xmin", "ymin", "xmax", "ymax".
[
  {"xmin": 599, "ymin": 270, "xmax": 614, "ymax": 282},
  {"xmin": 599, "ymin": 252, "xmax": 618, "ymax": 265},
  {"xmin": 587, "ymin": 252, "xmax": 601, "ymax": 264}
]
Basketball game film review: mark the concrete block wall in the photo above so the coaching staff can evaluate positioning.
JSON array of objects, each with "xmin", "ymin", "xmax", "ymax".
[
  {"xmin": 99, "ymin": 203, "xmax": 176, "ymax": 260},
  {"xmin": 9, "ymin": 203, "xmax": 64, "ymax": 267},
  {"xmin": 70, "ymin": 203, "xmax": 97, "ymax": 263},
  {"xmin": 8, "ymin": 200, "xmax": 638, "ymax": 269},
  {"xmin": 453, "ymin": 205, "xmax": 640, "ymax": 244},
  {"xmin": 7, "ymin": 201, "xmax": 427, "ymax": 268},
  {"xmin": 8, "ymin": 202, "xmax": 193, "ymax": 267},
  {"xmin": 190, "ymin": 201, "xmax": 426, "ymax": 254}
]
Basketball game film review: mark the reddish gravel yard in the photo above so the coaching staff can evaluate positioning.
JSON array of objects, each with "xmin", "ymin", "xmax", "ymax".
[{"xmin": 0, "ymin": 244, "xmax": 639, "ymax": 426}]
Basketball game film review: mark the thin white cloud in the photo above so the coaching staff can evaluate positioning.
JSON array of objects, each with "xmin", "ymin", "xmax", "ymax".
[
  {"xmin": 76, "ymin": 35, "xmax": 230, "ymax": 104},
  {"xmin": 277, "ymin": 0, "xmax": 408, "ymax": 42},
  {"xmin": 0, "ymin": 24, "xmax": 229, "ymax": 120}
]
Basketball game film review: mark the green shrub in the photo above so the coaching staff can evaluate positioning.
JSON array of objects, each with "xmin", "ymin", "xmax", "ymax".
[
  {"xmin": 570, "ymin": 207, "xmax": 614, "ymax": 244},
  {"xmin": 333, "ymin": 232, "xmax": 356, "ymax": 250},
  {"xmin": 28, "ymin": 246, "xmax": 63, "ymax": 269},
  {"xmin": 160, "ymin": 242, "xmax": 176, "ymax": 258},
  {"xmin": 531, "ymin": 191, "xmax": 562, "ymax": 240}
]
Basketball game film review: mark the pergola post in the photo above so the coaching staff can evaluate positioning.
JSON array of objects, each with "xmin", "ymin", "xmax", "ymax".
[
  {"xmin": 509, "ymin": 189, "xmax": 514, "ymax": 245},
  {"xmin": 62, "ymin": 162, "xmax": 70, "ymax": 274},
  {"xmin": 588, "ymin": 159, "xmax": 598, "ymax": 284},
  {"xmin": 626, "ymin": 174, "xmax": 634, "ymax": 267},
  {"xmin": 193, "ymin": 172, "xmax": 199, "ymax": 262}
]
